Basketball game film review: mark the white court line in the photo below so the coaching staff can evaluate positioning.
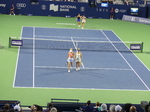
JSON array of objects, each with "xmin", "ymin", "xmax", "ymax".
[
  {"xmin": 13, "ymin": 86, "xmax": 149, "ymax": 91},
  {"xmin": 112, "ymin": 31, "xmax": 150, "ymax": 72},
  {"xmin": 35, "ymin": 66, "xmax": 132, "ymax": 71},
  {"xmin": 32, "ymin": 27, "xmax": 35, "ymax": 88},
  {"xmin": 13, "ymin": 26, "xmax": 24, "ymax": 88},
  {"xmin": 13, "ymin": 85, "xmax": 149, "ymax": 91},
  {"xmin": 56, "ymin": 23, "xmax": 76, "ymax": 25},
  {"xmin": 101, "ymin": 30, "xmax": 150, "ymax": 91}
]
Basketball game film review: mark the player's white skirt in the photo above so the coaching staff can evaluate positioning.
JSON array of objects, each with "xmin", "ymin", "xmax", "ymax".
[{"xmin": 67, "ymin": 58, "xmax": 74, "ymax": 62}]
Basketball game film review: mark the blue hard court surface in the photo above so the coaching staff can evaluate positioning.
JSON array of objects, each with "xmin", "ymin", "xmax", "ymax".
[{"xmin": 13, "ymin": 27, "xmax": 150, "ymax": 91}]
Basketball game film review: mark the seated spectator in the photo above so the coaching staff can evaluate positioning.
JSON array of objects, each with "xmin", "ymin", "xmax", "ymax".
[
  {"xmin": 14, "ymin": 104, "xmax": 22, "ymax": 112},
  {"xmin": 124, "ymin": 103, "xmax": 132, "ymax": 112},
  {"xmin": 113, "ymin": 0, "xmax": 117, "ymax": 4},
  {"xmin": 29, "ymin": 105, "xmax": 43, "ymax": 112},
  {"xmin": 94, "ymin": 102, "xmax": 101, "ymax": 111},
  {"xmin": 135, "ymin": 1, "xmax": 139, "ymax": 6},
  {"xmin": 3, "ymin": 104, "xmax": 11, "ymax": 111},
  {"xmin": 129, "ymin": 106, "xmax": 136, "ymax": 112},
  {"xmin": 124, "ymin": 0, "xmax": 130, "ymax": 5},
  {"xmin": 115, "ymin": 105, "xmax": 122, "ymax": 112},
  {"xmin": 100, "ymin": 103, "xmax": 107, "ymax": 112},
  {"xmin": 81, "ymin": 100, "xmax": 94, "ymax": 112},
  {"xmin": 109, "ymin": 105, "xmax": 116, "ymax": 112},
  {"xmin": 145, "ymin": 105, "xmax": 150, "ymax": 112},
  {"xmin": 3, "ymin": 104, "xmax": 10, "ymax": 112},
  {"xmin": 43, "ymin": 103, "xmax": 57, "ymax": 112}
]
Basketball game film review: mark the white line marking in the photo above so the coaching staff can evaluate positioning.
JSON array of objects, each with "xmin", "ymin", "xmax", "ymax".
[
  {"xmin": 13, "ymin": 26, "xmax": 24, "ymax": 87},
  {"xmin": 33, "ymin": 27, "xmax": 35, "ymax": 88},
  {"xmin": 56, "ymin": 23, "xmax": 76, "ymax": 25},
  {"xmin": 101, "ymin": 30, "xmax": 150, "ymax": 91}
]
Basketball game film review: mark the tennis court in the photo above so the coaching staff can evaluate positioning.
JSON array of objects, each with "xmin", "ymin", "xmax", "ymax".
[{"xmin": 13, "ymin": 27, "xmax": 150, "ymax": 90}]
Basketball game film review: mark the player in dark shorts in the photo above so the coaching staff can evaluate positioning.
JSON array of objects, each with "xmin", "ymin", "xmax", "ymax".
[
  {"xmin": 110, "ymin": 7, "xmax": 114, "ymax": 20},
  {"xmin": 10, "ymin": 4, "xmax": 15, "ymax": 15},
  {"xmin": 76, "ymin": 14, "xmax": 82, "ymax": 27}
]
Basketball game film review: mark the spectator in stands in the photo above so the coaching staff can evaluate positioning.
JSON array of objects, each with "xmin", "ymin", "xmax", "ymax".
[
  {"xmin": 14, "ymin": 104, "xmax": 22, "ymax": 112},
  {"xmin": 29, "ymin": 105, "xmax": 43, "ymax": 112},
  {"xmin": 109, "ymin": 105, "xmax": 116, "ymax": 112},
  {"xmin": 124, "ymin": 103, "xmax": 132, "ymax": 112},
  {"xmin": 43, "ymin": 103, "xmax": 57, "ymax": 112},
  {"xmin": 81, "ymin": 100, "xmax": 94, "ymax": 112},
  {"xmin": 135, "ymin": 1, "xmax": 139, "ymax": 6},
  {"xmin": 94, "ymin": 102, "xmax": 101, "ymax": 111},
  {"xmin": 10, "ymin": 4, "xmax": 15, "ymax": 15},
  {"xmin": 145, "ymin": 104, "xmax": 150, "ymax": 112},
  {"xmin": 110, "ymin": 7, "xmax": 115, "ymax": 20},
  {"xmin": 2, "ymin": 103, "xmax": 15, "ymax": 112},
  {"xmin": 100, "ymin": 103, "xmax": 107, "ymax": 112},
  {"xmin": 3, "ymin": 103, "xmax": 11, "ymax": 112},
  {"xmin": 124, "ymin": 0, "xmax": 130, "ymax": 5},
  {"xmin": 115, "ymin": 105, "xmax": 122, "ymax": 112},
  {"xmin": 129, "ymin": 106, "xmax": 136, "ymax": 112},
  {"xmin": 113, "ymin": 0, "xmax": 117, "ymax": 4}
]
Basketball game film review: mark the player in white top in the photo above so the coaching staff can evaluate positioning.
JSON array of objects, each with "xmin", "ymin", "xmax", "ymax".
[
  {"xmin": 67, "ymin": 48, "xmax": 75, "ymax": 73},
  {"xmin": 75, "ymin": 48, "xmax": 82, "ymax": 71},
  {"xmin": 81, "ymin": 15, "xmax": 86, "ymax": 29}
]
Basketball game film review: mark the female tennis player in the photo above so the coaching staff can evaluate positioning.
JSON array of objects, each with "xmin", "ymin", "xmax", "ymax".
[
  {"xmin": 67, "ymin": 48, "xmax": 75, "ymax": 73},
  {"xmin": 10, "ymin": 4, "xmax": 15, "ymax": 15},
  {"xmin": 76, "ymin": 14, "xmax": 82, "ymax": 27},
  {"xmin": 75, "ymin": 48, "xmax": 82, "ymax": 71},
  {"xmin": 81, "ymin": 15, "xmax": 86, "ymax": 29}
]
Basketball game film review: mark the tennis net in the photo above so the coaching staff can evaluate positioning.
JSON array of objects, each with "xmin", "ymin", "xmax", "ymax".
[{"xmin": 9, "ymin": 37, "xmax": 143, "ymax": 52}]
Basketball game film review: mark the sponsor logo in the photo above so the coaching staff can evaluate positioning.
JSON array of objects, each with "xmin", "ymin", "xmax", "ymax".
[
  {"xmin": 131, "ymin": 17, "xmax": 136, "ymax": 21},
  {"xmin": 41, "ymin": 5, "xmax": 46, "ymax": 10},
  {"xmin": 49, "ymin": 4, "xmax": 77, "ymax": 12},
  {"xmin": 139, "ymin": 18, "xmax": 150, "ymax": 24},
  {"xmin": 130, "ymin": 44, "xmax": 141, "ymax": 50},
  {"xmin": 115, "ymin": 8, "xmax": 127, "ymax": 13},
  {"xmin": 11, "ymin": 40, "xmax": 23, "ymax": 46},
  {"xmin": 49, "ymin": 4, "xmax": 58, "ymax": 12},
  {"xmin": 59, "ymin": 5, "xmax": 77, "ymax": 12},
  {"xmin": 98, "ymin": 8, "xmax": 108, "ymax": 12},
  {"xmin": 0, "ymin": 4, "xmax": 6, "ymax": 7},
  {"xmin": 16, "ymin": 3, "xmax": 26, "ymax": 9},
  {"xmin": 80, "ymin": 7, "xmax": 85, "ymax": 12},
  {"xmin": 122, "ymin": 15, "xmax": 150, "ymax": 25},
  {"xmin": 115, "ymin": 8, "xmax": 119, "ymax": 13}
]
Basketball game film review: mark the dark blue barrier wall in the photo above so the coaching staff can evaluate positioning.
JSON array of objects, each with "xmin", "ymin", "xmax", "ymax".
[
  {"xmin": 0, "ymin": 0, "xmax": 147, "ymax": 19},
  {"xmin": 146, "ymin": 1, "xmax": 150, "ymax": 17}
]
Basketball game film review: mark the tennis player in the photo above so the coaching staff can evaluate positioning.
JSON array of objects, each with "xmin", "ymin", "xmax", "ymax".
[
  {"xmin": 10, "ymin": 4, "xmax": 15, "ymax": 15},
  {"xmin": 67, "ymin": 48, "xmax": 75, "ymax": 73},
  {"xmin": 81, "ymin": 15, "xmax": 86, "ymax": 29},
  {"xmin": 75, "ymin": 48, "xmax": 82, "ymax": 71},
  {"xmin": 110, "ymin": 7, "xmax": 114, "ymax": 20},
  {"xmin": 76, "ymin": 14, "xmax": 82, "ymax": 27}
]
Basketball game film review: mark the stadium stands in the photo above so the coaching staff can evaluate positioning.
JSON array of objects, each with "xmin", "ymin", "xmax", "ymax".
[{"xmin": 0, "ymin": 99, "xmax": 147, "ymax": 112}]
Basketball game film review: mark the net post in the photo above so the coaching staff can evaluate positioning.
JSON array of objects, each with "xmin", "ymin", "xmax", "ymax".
[
  {"xmin": 141, "ymin": 42, "xmax": 143, "ymax": 52},
  {"xmin": 9, "ymin": 37, "xmax": 11, "ymax": 48}
]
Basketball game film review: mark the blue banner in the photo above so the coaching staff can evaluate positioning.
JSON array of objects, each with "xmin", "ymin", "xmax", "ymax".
[
  {"xmin": 122, "ymin": 15, "xmax": 150, "ymax": 25},
  {"xmin": 11, "ymin": 39, "xmax": 23, "ymax": 46},
  {"xmin": 0, "ymin": 0, "xmax": 147, "ymax": 19},
  {"xmin": 130, "ymin": 44, "xmax": 142, "ymax": 50}
]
